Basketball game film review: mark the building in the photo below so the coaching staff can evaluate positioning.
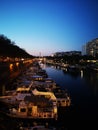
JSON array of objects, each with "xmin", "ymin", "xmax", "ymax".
[
  {"xmin": 86, "ymin": 38, "xmax": 98, "ymax": 56},
  {"xmin": 52, "ymin": 51, "xmax": 81, "ymax": 57},
  {"xmin": 82, "ymin": 44, "xmax": 87, "ymax": 55}
]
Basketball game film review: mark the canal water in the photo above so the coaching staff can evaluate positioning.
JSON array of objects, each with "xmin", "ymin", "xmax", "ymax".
[
  {"xmin": 43, "ymin": 64, "xmax": 98, "ymax": 129},
  {"xmin": 0, "ymin": 64, "xmax": 98, "ymax": 129}
]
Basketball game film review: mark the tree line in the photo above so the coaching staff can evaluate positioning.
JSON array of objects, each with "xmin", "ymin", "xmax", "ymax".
[{"xmin": 0, "ymin": 34, "xmax": 33, "ymax": 58}]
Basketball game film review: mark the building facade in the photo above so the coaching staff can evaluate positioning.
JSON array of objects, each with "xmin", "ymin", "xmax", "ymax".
[{"xmin": 86, "ymin": 38, "xmax": 98, "ymax": 56}]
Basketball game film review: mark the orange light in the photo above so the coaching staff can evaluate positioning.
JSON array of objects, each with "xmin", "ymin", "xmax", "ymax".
[
  {"xmin": 9, "ymin": 64, "xmax": 13, "ymax": 70},
  {"xmin": 16, "ymin": 62, "xmax": 19, "ymax": 67}
]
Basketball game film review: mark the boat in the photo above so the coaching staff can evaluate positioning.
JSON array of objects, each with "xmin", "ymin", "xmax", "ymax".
[
  {"xmin": 20, "ymin": 122, "xmax": 56, "ymax": 130},
  {"xmin": 22, "ymin": 125, "xmax": 56, "ymax": 130},
  {"xmin": 0, "ymin": 84, "xmax": 33, "ymax": 106},
  {"xmin": 65, "ymin": 65, "xmax": 80, "ymax": 76},
  {"xmin": 53, "ymin": 87, "xmax": 71, "ymax": 107},
  {"xmin": 0, "ymin": 62, "xmax": 71, "ymax": 121},
  {"xmin": 5, "ymin": 94, "xmax": 58, "ymax": 120}
]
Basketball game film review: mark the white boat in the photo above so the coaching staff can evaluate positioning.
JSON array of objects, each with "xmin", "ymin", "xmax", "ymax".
[
  {"xmin": 53, "ymin": 88, "xmax": 71, "ymax": 107},
  {"xmin": 0, "ymin": 84, "xmax": 33, "ymax": 105},
  {"xmin": 6, "ymin": 94, "xmax": 58, "ymax": 120},
  {"xmin": 0, "ymin": 63, "xmax": 71, "ymax": 121}
]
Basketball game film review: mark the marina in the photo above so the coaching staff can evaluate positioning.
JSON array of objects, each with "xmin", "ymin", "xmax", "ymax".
[
  {"xmin": 0, "ymin": 61, "xmax": 72, "ymax": 129},
  {"xmin": 0, "ymin": 60, "xmax": 98, "ymax": 130}
]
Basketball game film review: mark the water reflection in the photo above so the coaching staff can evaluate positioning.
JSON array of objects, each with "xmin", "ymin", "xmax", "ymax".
[
  {"xmin": 43, "ymin": 64, "xmax": 98, "ymax": 126},
  {"xmin": 0, "ymin": 63, "xmax": 98, "ymax": 129},
  {"xmin": 44, "ymin": 64, "xmax": 98, "ymax": 102},
  {"xmin": 83, "ymin": 71, "xmax": 98, "ymax": 97},
  {"xmin": 51, "ymin": 65, "xmax": 98, "ymax": 96},
  {"xmin": 80, "ymin": 70, "xmax": 83, "ymax": 78}
]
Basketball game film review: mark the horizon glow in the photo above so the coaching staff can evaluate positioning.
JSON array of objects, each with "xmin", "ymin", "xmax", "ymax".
[{"xmin": 0, "ymin": 0, "xmax": 98, "ymax": 56}]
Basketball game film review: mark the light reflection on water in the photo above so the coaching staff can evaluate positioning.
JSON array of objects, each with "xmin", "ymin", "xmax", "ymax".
[
  {"xmin": 44, "ymin": 64, "xmax": 98, "ymax": 119},
  {"xmin": 0, "ymin": 63, "xmax": 98, "ymax": 129},
  {"xmin": 45, "ymin": 65, "xmax": 98, "ymax": 96}
]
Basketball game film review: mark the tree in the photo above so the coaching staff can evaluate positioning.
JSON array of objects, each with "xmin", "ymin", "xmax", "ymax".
[{"xmin": 0, "ymin": 34, "xmax": 33, "ymax": 58}]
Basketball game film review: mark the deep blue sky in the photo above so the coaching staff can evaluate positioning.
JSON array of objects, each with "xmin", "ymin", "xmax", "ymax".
[{"xmin": 0, "ymin": 0, "xmax": 98, "ymax": 56}]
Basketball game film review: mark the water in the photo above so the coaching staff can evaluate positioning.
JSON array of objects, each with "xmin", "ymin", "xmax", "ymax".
[
  {"xmin": 0, "ymin": 64, "xmax": 98, "ymax": 129},
  {"xmin": 44, "ymin": 65, "xmax": 98, "ymax": 128}
]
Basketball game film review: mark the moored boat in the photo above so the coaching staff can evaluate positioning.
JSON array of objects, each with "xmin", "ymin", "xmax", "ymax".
[{"xmin": 0, "ymin": 61, "xmax": 71, "ymax": 121}]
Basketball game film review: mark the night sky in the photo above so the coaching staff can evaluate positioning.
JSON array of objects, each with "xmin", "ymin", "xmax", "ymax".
[{"xmin": 0, "ymin": 0, "xmax": 98, "ymax": 56}]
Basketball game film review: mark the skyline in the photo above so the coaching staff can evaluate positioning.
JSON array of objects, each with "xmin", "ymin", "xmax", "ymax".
[{"xmin": 0, "ymin": 0, "xmax": 98, "ymax": 56}]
